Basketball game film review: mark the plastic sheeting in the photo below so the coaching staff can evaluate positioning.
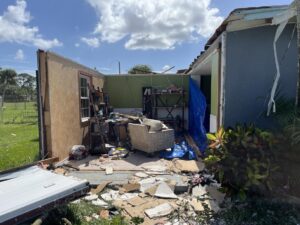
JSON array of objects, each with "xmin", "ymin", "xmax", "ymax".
[
  {"xmin": 188, "ymin": 78, "xmax": 207, "ymax": 152},
  {"xmin": 160, "ymin": 141, "xmax": 197, "ymax": 160}
]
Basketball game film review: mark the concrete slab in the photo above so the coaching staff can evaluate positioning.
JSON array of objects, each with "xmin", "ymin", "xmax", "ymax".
[{"xmin": 67, "ymin": 171, "xmax": 135, "ymax": 186}]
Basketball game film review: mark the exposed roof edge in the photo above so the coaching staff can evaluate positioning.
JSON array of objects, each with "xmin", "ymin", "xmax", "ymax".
[
  {"xmin": 186, "ymin": 4, "xmax": 291, "ymax": 73},
  {"xmin": 37, "ymin": 49, "xmax": 105, "ymax": 78}
]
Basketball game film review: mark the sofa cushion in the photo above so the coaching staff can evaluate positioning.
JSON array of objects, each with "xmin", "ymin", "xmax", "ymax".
[{"xmin": 142, "ymin": 118, "xmax": 163, "ymax": 132}]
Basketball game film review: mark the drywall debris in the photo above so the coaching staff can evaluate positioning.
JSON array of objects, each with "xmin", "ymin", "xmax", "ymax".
[
  {"xmin": 144, "ymin": 203, "xmax": 173, "ymax": 219},
  {"xmin": 91, "ymin": 199, "xmax": 109, "ymax": 208},
  {"xmin": 105, "ymin": 167, "xmax": 113, "ymax": 175},
  {"xmin": 145, "ymin": 185, "xmax": 159, "ymax": 196},
  {"xmin": 101, "ymin": 190, "xmax": 119, "ymax": 201},
  {"xmin": 192, "ymin": 185, "xmax": 207, "ymax": 197},
  {"xmin": 119, "ymin": 193, "xmax": 139, "ymax": 200},
  {"xmin": 139, "ymin": 177, "xmax": 166, "ymax": 192},
  {"xmin": 190, "ymin": 198, "xmax": 204, "ymax": 212},
  {"xmin": 154, "ymin": 182, "xmax": 178, "ymax": 199},
  {"xmin": 143, "ymin": 165, "xmax": 168, "ymax": 173},
  {"xmin": 135, "ymin": 172, "xmax": 149, "ymax": 178},
  {"xmin": 100, "ymin": 189, "xmax": 138, "ymax": 202}
]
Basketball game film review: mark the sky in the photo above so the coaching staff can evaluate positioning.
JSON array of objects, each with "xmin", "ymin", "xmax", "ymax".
[{"xmin": 0, "ymin": 0, "xmax": 293, "ymax": 75}]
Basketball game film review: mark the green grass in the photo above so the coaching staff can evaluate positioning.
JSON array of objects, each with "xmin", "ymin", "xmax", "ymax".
[
  {"xmin": 42, "ymin": 201, "xmax": 128, "ymax": 225},
  {"xmin": 0, "ymin": 101, "xmax": 37, "ymax": 124},
  {"xmin": 0, "ymin": 102, "xmax": 39, "ymax": 171}
]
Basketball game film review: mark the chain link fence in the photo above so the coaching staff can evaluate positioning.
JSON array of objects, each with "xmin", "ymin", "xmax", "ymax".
[{"xmin": 0, "ymin": 95, "xmax": 38, "ymax": 124}]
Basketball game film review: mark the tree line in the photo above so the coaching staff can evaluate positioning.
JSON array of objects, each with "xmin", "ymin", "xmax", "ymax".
[{"xmin": 0, "ymin": 68, "xmax": 36, "ymax": 106}]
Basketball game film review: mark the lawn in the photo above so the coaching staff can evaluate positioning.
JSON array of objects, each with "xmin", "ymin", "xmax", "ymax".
[{"xmin": 0, "ymin": 102, "xmax": 39, "ymax": 171}]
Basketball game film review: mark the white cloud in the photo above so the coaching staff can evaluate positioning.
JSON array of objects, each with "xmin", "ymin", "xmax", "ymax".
[
  {"xmin": 81, "ymin": 37, "xmax": 100, "ymax": 48},
  {"xmin": 15, "ymin": 49, "xmax": 24, "ymax": 60},
  {"xmin": 162, "ymin": 65, "xmax": 171, "ymax": 71},
  {"xmin": 86, "ymin": 0, "xmax": 223, "ymax": 50},
  {"xmin": 75, "ymin": 43, "xmax": 80, "ymax": 47},
  {"xmin": 0, "ymin": 0, "xmax": 62, "ymax": 49}
]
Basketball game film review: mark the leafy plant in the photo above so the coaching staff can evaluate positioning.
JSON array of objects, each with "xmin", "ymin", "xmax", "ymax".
[{"xmin": 204, "ymin": 124, "xmax": 277, "ymax": 199}]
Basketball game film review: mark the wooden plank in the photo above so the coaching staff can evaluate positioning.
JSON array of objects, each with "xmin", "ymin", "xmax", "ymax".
[
  {"xmin": 184, "ymin": 134, "xmax": 203, "ymax": 160},
  {"xmin": 39, "ymin": 157, "xmax": 59, "ymax": 165}
]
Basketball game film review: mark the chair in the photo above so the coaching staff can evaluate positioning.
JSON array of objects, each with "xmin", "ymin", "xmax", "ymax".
[{"xmin": 128, "ymin": 123, "xmax": 174, "ymax": 154}]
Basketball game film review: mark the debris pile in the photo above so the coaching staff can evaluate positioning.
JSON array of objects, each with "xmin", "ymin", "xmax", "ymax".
[{"xmin": 63, "ymin": 157, "xmax": 226, "ymax": 224}]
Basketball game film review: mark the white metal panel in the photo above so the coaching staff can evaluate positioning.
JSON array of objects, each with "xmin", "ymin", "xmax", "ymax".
[{"xmin": 0, "ymin": 166, "xmax": 88, "ymax": 223}]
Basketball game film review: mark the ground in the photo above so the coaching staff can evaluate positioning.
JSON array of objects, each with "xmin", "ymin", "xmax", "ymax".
[{"xmin": 0, "ymin": 102, "xmax": 39, "ymax": 171}]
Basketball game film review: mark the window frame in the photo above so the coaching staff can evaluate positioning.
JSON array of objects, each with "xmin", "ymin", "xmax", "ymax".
[{"xmin": 78, "ymin": 72, "xmax": 92, "ymax": 125}]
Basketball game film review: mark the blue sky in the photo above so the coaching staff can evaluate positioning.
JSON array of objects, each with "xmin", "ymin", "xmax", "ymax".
[{"xmin": 0, "ymin": 0, "xmax": 292, "ymax": 75}]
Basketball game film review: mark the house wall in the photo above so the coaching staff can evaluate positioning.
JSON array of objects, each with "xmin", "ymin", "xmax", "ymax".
[
  {"xmin": 104, "ymin": 74, "xmax": 189, "ymax": 108},
  {"xmin": 38, "ymin": 51, "xmax": 104, "ymax": 160},
  {"xmin": 104, "ymin": 74, "xmax": 189, "ymax": 127},
  {"xmin": 224, "ymin": 24, "xmax": 298, "ymax": 128}
]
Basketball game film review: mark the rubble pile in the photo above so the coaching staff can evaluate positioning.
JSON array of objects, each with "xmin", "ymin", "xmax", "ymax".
[{"xmin": 64, "ymin": 157, "xmax": 226, "ymax": 224}]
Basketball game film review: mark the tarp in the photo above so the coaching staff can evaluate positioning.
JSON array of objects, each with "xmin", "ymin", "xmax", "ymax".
[
  {"xmin": 188, "ymin": 78, "xmax": 207, "ymax": 152},
  {"xmin": 160, "ymin": 141, "xmax": 197, "ymax": 160}
]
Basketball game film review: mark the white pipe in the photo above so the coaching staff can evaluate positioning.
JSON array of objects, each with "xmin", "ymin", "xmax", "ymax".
[{"xmin": 267, "ymin": 20, "xmax": 288, "ymax": 116}]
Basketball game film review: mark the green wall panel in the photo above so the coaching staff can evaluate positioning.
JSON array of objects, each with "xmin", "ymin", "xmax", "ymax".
[{"xmin": 104, "ymin": 75, "xmax": 189, "ymax": 108}]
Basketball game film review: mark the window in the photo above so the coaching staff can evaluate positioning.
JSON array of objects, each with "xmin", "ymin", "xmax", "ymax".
[{"xmin": 80, "ymin": 75, "xmax": 90, "ymax": 121}]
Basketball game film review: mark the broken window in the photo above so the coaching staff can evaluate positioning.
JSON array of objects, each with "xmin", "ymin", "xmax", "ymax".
[{"xmin": 80, "ymin": 75, "xmax": 90, "ymax": 121}]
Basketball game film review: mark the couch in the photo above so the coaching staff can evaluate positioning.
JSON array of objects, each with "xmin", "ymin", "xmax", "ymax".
[{"xmin": 128, "ymin": 123, "xmax": 174, "ymax": 154}]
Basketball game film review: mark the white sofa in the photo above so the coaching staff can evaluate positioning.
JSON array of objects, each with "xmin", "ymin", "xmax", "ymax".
[{"xmin": 128, "ymin": 123, "xmax": 174, "ymax": 154}]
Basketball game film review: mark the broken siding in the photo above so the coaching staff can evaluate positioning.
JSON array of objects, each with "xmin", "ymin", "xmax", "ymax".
[
  {"xmin": 224, "ymin": 24, "xmax": 298, "ymax": 128},
  {"xmin": 38, "ymin": 51, "xmax": 104, "ymax": 160}
]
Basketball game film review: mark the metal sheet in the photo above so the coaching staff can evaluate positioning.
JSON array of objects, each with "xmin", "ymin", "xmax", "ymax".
[{"xmin": 0, "ymin": 166, "xmax": 89, "ymax": 224}]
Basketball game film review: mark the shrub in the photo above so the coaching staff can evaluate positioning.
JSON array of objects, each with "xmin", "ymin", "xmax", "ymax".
[{"xmin": 204, "ymin": 124, "xmax": 277, "ymax": 199}]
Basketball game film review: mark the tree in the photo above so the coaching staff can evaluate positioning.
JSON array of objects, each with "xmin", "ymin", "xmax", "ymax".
[
  {"xmin": 128, "ymin": 64, "xmax": 153, "ymax": 74},
  {"xmin": 17, "ymin": 73, "xmax": 36, "ymax": 91},
  {"xmin": 0, "ymin": 69, "xmax": 17, "ymax": 107}
]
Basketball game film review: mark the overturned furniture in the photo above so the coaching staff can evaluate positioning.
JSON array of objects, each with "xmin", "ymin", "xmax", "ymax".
[{"xmin": 128, "ymin": 122, "xmax": 174, "ymax": 154}]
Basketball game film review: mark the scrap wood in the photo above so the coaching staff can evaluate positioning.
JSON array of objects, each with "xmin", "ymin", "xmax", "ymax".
[
  {"xmin": 127, "ymin": 196, "xmax": 148, "ymax": 206},
  {"xmin": 39, "ymin": 157, "xmax": 59, "ymax": 165},
  {"xmin": 121, "ymin": 183, "xmax": 141, "ymax": 193},
  {"xmin": 63, "ymin": 163, "xmax": 80, "ymax": 171},
  {"xmin": 54, "ymin": 167, "xmax": 66, "ymax": 175},
  {"xmin": 91, "ymin": 181, "xmax": 111, "ymax": 194},
  {"xmin": 173, "ymin": 159, "xmax": 204, "ymax": 173},
  {"xmin": 184, "ymin": 134, "xmax": 202, "ymax": 159}
]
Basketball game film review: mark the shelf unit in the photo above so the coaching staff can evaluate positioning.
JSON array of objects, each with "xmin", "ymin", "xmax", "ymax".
[{"xmin": 151, "ymin": 90, "xmax": 185, "ymax": 130}]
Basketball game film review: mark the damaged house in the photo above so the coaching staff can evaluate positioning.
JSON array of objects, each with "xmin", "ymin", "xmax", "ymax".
[
  {"xmin": 186, "ymin": 5, "xmax": 298, "ymax": 132},
  {"xmin": 1, "ymin": 2, "xmax": 300, "ymax": 224}
]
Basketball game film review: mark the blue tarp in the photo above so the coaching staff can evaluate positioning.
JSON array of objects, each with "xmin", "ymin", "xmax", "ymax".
[
  {"xmin": 160, "ymin": 141, "xmax": 197, "ymax": 160},
  {"xmin": 188, "ymin": 78, "xmax": 207, "ymax": 152}
]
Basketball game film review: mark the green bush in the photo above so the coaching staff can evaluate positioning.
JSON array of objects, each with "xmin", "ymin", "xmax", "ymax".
[{"xmin": 204, "ymin": 124, "xmax": 277, "ymax": 199}]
